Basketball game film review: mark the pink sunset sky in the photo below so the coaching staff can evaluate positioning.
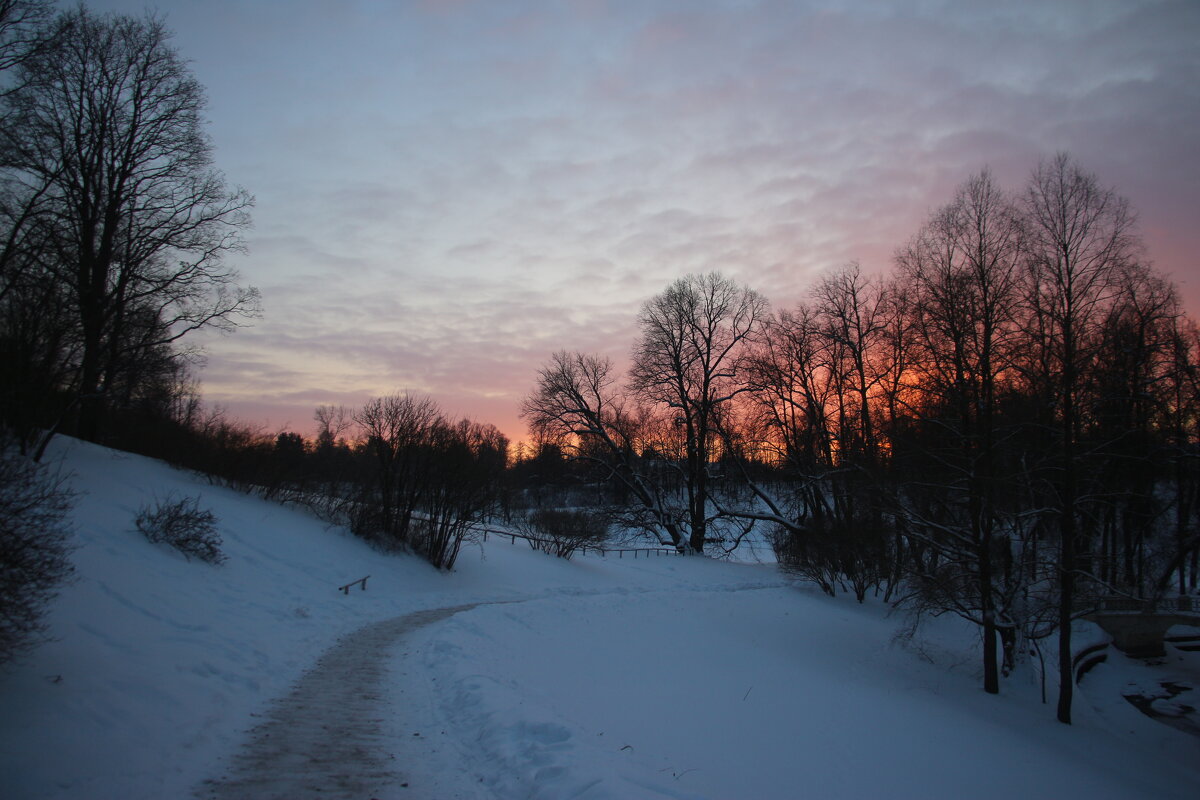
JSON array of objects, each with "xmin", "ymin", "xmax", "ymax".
[{"xmin": 92, "ymin": 0, "xmax": 1200, "ymax": 445}]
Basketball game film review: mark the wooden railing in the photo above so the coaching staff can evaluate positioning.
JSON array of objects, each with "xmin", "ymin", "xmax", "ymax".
[{"xmin": 338, "ymin": 575, "xmax": 369, "ymax": 594}]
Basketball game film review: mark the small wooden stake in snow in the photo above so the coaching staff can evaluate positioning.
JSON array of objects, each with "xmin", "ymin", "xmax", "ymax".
[{"xmin": 338, "ymin": 575, "xmax": 369, "ymax": 595}]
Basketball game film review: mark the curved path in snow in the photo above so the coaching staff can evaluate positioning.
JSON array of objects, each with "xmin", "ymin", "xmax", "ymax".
[
  {"xmin": 196, "ymin": 603, "xmax": 480, "ymax": 800},
  {"xmin": 195, "ymin": 579, "xmax": 787, "ymax": 799}
]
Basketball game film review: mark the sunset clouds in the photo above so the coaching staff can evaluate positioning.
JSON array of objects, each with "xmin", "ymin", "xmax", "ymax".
[{"xmin": 89, "ymin": 0, "xmax": 1200, "ymax": 441}]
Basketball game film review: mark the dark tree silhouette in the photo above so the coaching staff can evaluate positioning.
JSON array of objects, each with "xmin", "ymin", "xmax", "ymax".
[
  {"xmin": 1023, "ymin": 153, "xmax": 1140, "ymax": 724},
  {"xmin": 894, "ymin": 169, "xmax": 1026, "ymax": 694},
  {"xmin": 521, "ymin": 350, "xmax": 686, "ymax": 547},
  {"xmin": 0, "ymin": 6, "xmax": 256, "ymax": 445},
  {"xmin": 630, "ymin": 272, "xmax": 765, "ymax": 552}
]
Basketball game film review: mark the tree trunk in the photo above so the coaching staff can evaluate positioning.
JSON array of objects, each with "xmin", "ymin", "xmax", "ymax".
[{"xmin": 1057, "ymin": 361, "xmax": 1077, "ymax": 725}]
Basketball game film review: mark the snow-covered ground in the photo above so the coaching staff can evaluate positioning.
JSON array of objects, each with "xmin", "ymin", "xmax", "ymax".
[{"xmin": 2, "ymin": 438, "xmax": 1198, "ymax": 799}]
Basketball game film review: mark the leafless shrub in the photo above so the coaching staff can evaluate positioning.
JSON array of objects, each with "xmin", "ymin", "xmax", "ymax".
[
  {"xmin": 0, "ymin": 444, "xmax": 74, "ymax": 664},
  {"xmin": 135, "ymin": 493, "xmax": 225, "ymax": 564},
  {"xmin": 519, "ymin": 508, "xmax": 609, "ymax": 559}
]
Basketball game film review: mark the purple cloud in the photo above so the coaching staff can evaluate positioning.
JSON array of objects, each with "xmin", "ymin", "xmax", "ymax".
[{"xmin": 86, "ymin": 0, "xmax": 1200, "ymax": 443}]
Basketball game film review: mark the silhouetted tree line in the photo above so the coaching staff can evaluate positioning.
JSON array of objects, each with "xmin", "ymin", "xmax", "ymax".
[
  {"xmin": 82, "ymin": 393, "xmax": 507, "ymax": 571},
  {"xmin": 522, "ymin": 156, "xmax": 1200, "ymax": 723}
]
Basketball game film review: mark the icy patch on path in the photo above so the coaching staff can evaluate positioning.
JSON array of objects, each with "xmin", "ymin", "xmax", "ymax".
[{"xmin": 197, "ymin": 604, "xmax": 479, "ymax": 800}]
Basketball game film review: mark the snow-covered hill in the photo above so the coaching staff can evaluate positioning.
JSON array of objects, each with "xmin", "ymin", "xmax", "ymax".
[{"xmin": 1, "ymin": 438, "xmax": 1197, "ymax": 799}]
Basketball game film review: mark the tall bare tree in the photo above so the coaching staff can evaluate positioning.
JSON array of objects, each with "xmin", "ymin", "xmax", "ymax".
[
  {"xmin": 741, "ymin": 304, "xmax": 837, "ymax": 531},
  {"xmin": 1162, "ymin": 320, "xmax": 1200, "ymax": 596},
  {"xmin": 352, "ymin": 394, "xmax": 506, "ymax": 569},
  {"xmin": 894, "ymin": 169, "xmax": 1026, "ymax": 694},
  {"xmin": 1022, "ymin": 153, "xmax": 1139, "ymax": 724},
  {"xmin": 354, "ymin": 393, "xmax": 442, "ymax": 548},
  {"xmin": 810, "ymin": 262, "xmax": 895, "ymax": 474},
  {"xmin": 0, "ymin": 6, "xmax": 256, "ymax": 442},
  {"xmin": 1091, "ymin": 266, "xmax": 1181, "ymax": 592},
  {"xmin": 630, "ymin": 272, "xmax": 766, "ymax": 552}
]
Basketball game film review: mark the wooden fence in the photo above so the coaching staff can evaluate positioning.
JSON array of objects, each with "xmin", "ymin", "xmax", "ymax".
[{"xmin": 474, "ymin": 525, "xmax": 682, "ymax": 559}]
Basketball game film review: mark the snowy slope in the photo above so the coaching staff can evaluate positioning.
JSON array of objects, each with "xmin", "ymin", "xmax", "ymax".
[
  {"xmin": 1, "ymin": 438, "xmax": 1197, "ymax": 799},
  {"xmin": 393, "ymin": 590, "xmax": 1200, "ymax": 799}
]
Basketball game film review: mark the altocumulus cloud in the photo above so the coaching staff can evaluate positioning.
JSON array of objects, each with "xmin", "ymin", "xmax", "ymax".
[{"xmin": 89, "ymin": 0, "xmax": 1200, "ymax": 442}]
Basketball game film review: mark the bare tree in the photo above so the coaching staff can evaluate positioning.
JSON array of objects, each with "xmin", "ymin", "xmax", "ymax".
[
  {"xmin": 1090, "ymin": 266, "xmax": 1183, "ymax": 593},
  {"xmin": 0, "ymin": 6, "xmax": 257, "ymax": 443},
  {"xmin": 0, "ymin": 260, "xmax": 76, "ymax": 452},
  {"xmin": 521, "ymin": 350, "xmax": 686, "ymax": 547},
  {"xmin": 351, "ymin": 394, "xmax": 506, "ymax": 569},
  {"xmin": 1162, "ymin": 320, "xmax": 1200, "ymax": 596},
  {"xmin": 353, "ymin": 393, "xmax": 441, "ymax": 548},
  {"xmin": 811, "ymin": 262, "xmax": 891, "ymax": 468},
  {"xmin": 417, "ymin": 418, "xmax": 508, "ymax": 569},
  {"xmin": 894, "ymin": 169, "xmax": 1027, "ymax": 693},
  {"xmin": 314, "ymin": 404, "xmax": 352, "ymax": 451},
  {"xmin": 798, "ymin": 264, "xmax": 898, "ymax": 593},
  {"xmin": 1022, "ymin": 153, "xmax": 1139, "ymax": 724},
  {"xmin": 629, "ymin": 272, "xmax": 766, "ymax": 552},
  {"xmin": 736, "ymin": 304, "xmax": 839, "ymax": 548}
]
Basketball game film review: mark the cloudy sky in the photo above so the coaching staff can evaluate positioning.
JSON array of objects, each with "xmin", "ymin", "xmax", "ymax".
[{"xmin": 89, "ymin": 0, "xmax": 1200, "ymax": 443}]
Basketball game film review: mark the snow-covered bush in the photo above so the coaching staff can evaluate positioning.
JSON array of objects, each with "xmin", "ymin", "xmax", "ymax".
[
  {"xmin": 135, "ymin": 494, "xmax": 225, "ymax": 564},
  {"xmin": 0, "ymin": 445, "xmax": 75, "ymax": 664}
]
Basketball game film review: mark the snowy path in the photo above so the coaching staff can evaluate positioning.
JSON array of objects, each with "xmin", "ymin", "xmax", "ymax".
[{"xmin": 196, "ymin": 603, "xmax": 480, "ymax": 800}]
